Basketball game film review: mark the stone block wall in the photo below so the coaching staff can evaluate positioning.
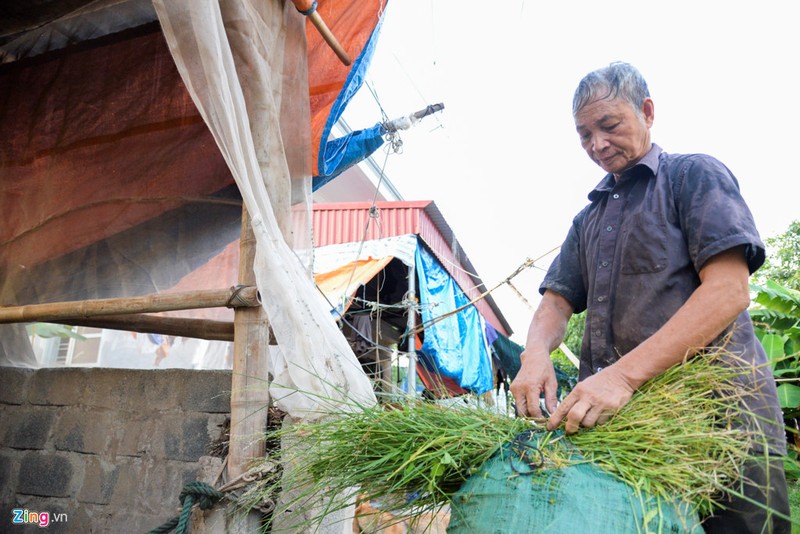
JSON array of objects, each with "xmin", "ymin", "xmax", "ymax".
[{"xmin": 0, "ymin": 367, "xmax": 231, "ymax": 533}]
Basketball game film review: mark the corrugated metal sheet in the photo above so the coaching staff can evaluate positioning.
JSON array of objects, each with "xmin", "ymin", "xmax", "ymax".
[
  {"xmin": 311, "ymin": 201, "xmax": 513, "ymax": 336},
  {"xmin": 312, "ymin": 201, "xmax": 424, "ymax": 245}
]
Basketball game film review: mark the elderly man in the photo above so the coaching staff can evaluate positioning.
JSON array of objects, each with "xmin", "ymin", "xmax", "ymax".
[{"xmin": 510, "ymin": 62, "xmax": 789, "ymax": 532}]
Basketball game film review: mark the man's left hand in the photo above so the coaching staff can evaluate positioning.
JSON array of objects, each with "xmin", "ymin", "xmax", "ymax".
[{"xmin": 545, "ymin": 366, "xmax": 634, "ymax": 433}]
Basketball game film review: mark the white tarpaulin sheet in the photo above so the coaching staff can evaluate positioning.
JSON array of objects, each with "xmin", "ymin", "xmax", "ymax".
[{"xmin": 152, "ymin": 0, "xmax": 376, "ymax": 419}]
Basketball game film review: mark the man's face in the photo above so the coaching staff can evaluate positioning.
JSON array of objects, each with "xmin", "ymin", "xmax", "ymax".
[{"xmin": 574, "ymin": 95, "xmax": 654, "ymax": 177}]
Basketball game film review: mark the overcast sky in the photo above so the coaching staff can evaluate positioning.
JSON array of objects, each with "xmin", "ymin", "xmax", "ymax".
[{"xmin": 341, "ymin": 0, "xmax": 800, "ymax": 343}]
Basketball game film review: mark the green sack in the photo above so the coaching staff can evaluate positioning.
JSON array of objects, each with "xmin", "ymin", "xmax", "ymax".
[{"xmin": 448, "ymin": 431, "xmax": 703, "ymax": 533}]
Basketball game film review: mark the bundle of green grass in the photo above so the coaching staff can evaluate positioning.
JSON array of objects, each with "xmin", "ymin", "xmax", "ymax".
[{"xmin": 239, "ymin": 350, "xmax": 765, "ymax": 532}]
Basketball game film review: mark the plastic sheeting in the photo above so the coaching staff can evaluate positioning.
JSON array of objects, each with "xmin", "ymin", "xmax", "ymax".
[
  {"xmin": 308, "ymin": 234, "xmax": 418, "ymax": 273},
  {"xmin": 415, "ymin": 246, "xmax": 493, "ymax": 394},
  {"xmin": 0, "ymin": 0, "xmax": 391, "ymax": 192},
  {"xmin": 0, "ymin": 26, "xmax": 237, "ymax": 292},
  {"xmin": 307, "ymin": 0, "xmax": 388, "ymax": 189},
  {"xmin": 152, "ymin": 0, "xmax": 375, "ymax": 418},
  {"xmin": 315, "ymin": 256, "xmax": 393, "ymax": 315},
  {"xmin": 0, "ymin": 0, "xmax": 391, "ymax": 391},
  {"xmin": 306, "ymin": 234, "xmax": 415, "ymax": 316},
  {"xmin": 0, "ymin": 22, "xmax": 241, "ymax": 368},
  {"xmin": 310, "ymin": 235, "xmax": 495, "ymax": 396},
  {"xmin": 449, "ymin": 436, "xmax": 702, "ymax": 533}
]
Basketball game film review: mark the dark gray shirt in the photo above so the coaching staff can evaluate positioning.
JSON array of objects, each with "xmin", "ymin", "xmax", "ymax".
[{"xmin": 541, "ymin": 144, "xmax": 786, "ymax": 453}]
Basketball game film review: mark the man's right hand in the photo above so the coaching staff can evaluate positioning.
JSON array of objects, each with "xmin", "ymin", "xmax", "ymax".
[
  {"xmin": 510, "ymin": 289, "xmax": 573, "ymax": 420},
  {"xmin": 510, "ymin": 346, "xmax": 559, "ymax": 419}
]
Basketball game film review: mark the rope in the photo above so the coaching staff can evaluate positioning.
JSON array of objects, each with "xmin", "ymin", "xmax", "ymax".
[
  {"xmin": 334, "ymin": 150, "xmax": 390, "ymax": 314},
  {"xmin": 410, "ymin": 246, "xmax": 560, "ymax": 336},
  {"xmin": 225, "ymin": 285, "xmax": 250, "ymax": 308},
  {"xmin": 508, "ymin": 429, "xmax": 546, "ymax": 475},
  {"xmin": 506, "ymin": 280, "xmax": 535, "ymax": 312},
  {"xmin": 148, "ymin": 482, "xmax": 224, "ymax": 534}
]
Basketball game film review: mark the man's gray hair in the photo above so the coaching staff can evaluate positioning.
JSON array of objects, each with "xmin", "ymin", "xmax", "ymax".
[{"xmin": 572, "ymin": 62, "xmax": 650, "ymax": 115}]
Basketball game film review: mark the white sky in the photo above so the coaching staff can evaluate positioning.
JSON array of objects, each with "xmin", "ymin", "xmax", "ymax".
[{"xmin": 341, "ymin": 0, "xmax": 800, "ymax": 343}]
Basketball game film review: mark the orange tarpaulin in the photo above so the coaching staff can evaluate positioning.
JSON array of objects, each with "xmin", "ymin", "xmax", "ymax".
[
  {"xmin": 1, "ymin": 3, "xmax": 388, "ymax": 307},
  {"xmin": 0, "ymin": 26, "xmax": 232, "ymax": 273},
  {"xmin": 315, "ymin": 256, "xmax": 393, "ymax": 314}
]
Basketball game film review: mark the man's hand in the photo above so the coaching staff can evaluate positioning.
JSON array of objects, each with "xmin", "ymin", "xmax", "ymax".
[
  {"xmin": 511, "ymin": 290, "xmax": 574, "ymax": 419},
  {"xmin": 510, "ymin": 347, "xmax": 559, "ymax": 419},
  {"xmin": 545, "ymin": 365, "xmax": 634, "ymax": 433}
]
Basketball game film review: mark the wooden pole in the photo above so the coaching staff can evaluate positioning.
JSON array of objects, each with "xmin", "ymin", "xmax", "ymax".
[
  {"xmin": 306, "ymin": 10, "xmax": 351, "ymax": 66},
  {"xmin": 0, "ymin": 286, "xmax": 260, "ymax": 324},
  {"xmin": 228, "ymin": 207, "xmax": 271, "ymax": 481},
  {"xmin": 56, "ymin": 315, "xmax": 236, "ymax": 342},
  {"xmin": 55, "ymin": 315, "xmax": 277, "ymax": 345},
  {"xmin": 291, "ymin": 0, "xmax": 351, "ymax": 66},
  {"xmin": 406, "ymin": 262, "xmax": 418, "ymax": 396}
]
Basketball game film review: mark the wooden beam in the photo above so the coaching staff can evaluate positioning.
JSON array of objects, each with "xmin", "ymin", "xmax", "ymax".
[
  {"xmin": 57, "ymin": 314, "xmax": 236, "ymax": 342},
  {"xmin": 55, "ymin": 315, "xmax": 278, "ymax": 344},
  {"xmin": 0, "ymin": 286, "xmax": 260, "ymax": 324}
]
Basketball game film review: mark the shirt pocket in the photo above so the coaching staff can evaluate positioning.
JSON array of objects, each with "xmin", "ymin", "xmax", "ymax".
[{"xmin": 620, "ymin": 211, "xmax": 668, "ymax": 274}]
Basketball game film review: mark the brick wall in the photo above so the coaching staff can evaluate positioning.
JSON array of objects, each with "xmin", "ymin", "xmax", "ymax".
[{"xmin": 0, "ymin": 367, "xmax": 231, "ymax": 533}]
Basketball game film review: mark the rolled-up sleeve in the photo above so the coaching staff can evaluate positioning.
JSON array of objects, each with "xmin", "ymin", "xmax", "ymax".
[
  {"xmin": 674, "ymin": 156, "xmax": 765, "ymax": 274},
  {"xmin": 540, "ymin": 211, "xmax": 588, "ymax": 312}
]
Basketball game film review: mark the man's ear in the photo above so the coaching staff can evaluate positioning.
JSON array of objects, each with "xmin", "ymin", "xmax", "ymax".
[{"xmin": 641, "ymin": 98, "xmax": 655, "ymax": 127}]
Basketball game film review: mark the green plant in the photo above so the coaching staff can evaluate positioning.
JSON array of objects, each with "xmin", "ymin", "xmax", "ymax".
[
  {"xmin": 755, "ymin": 220, "xmax": 800, "ymax": 291},
  {"xmin": 749, "ymin": 279, "xmax": 800, "ymax": 533},
  {"xmin": 749, "ymin": 281, "xmax": 800, "ymax": 421},
  {"xmin": 790, "ymin": 476, "xmax": 800, "ymax": 534},
  {"xmin": 563, "ymin": 310, "xmax": 586, "ymax": 356}
]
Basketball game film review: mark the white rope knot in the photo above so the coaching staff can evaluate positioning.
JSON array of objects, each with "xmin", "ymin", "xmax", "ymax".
[{"xmin": 383, "ymin": 129, "xmax": 404, "ymax": 154}]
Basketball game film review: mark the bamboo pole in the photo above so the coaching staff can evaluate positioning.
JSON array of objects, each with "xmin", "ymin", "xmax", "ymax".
[
  {"xmin": 291, "ymin": 0, "xmax": 351, "ymax": 66},
  {"xmin": 228, "ymin": 207, "xmax": 271, "ymax": 481},
  {"xmin": 0, "ymin": 286, "xmax": 260, "ymax": 324},
  {"xmin": 406, "ymin": 262, "xmax": 418, "ymax": 396},
  {"xmin": 56, "ymin": 314, "xmax": 236, "ymax": 342},
  {"xmin": 56, "ymin": 315, "xmax": 278, "ymax": 345},
  {"xmin": 306, "ymin": 10, "xmax": 351, "ymax": 66}
]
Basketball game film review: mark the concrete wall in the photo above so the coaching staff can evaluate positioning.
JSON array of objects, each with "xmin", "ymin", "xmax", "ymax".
[{"xmin": 0, "ymin": 367, "xmax": 231, "ymax": 533}]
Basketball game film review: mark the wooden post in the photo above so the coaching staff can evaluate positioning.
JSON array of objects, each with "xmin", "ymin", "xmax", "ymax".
[
  {"xmin": 229, "ymin": 206, "xmax": 271, "ymax": 481},
  {"xmin": 406, "ymin": 262, "xmax": 418, "ymax": 396}
]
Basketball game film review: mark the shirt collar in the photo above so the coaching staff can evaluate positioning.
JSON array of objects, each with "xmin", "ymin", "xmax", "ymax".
[{"xmin": 588, "ymin": 144, "xmax": 663, "ymax": 201}]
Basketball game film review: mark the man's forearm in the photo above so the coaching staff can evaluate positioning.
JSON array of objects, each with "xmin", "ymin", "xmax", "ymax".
[{"xmin": 522, "ymin": 290, "xmax": 573, "ymax": 359}]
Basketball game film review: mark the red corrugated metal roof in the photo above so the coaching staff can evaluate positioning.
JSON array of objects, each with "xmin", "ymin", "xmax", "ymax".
[
  {"xmin": 312, "ymin": 201, "xmax": 426, "ymax": 244},
  {"xmin": 311, "ymin": 201, "xmax": 512, "ymax": 336}
]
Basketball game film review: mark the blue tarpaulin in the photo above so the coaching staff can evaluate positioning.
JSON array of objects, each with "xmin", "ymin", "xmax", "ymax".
[
  {"xmin": 312, "ymin": 9, "xmax": 387, "ymax": 191},
  {"xmin": 415, "ymin": 245, "xmax": 494, "ymax": 394}
]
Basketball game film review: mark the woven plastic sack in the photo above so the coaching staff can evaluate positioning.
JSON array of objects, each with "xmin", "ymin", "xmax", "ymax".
[{"xmin": 448, "ymin": 432, "xmax": 704, "ymax": 533}]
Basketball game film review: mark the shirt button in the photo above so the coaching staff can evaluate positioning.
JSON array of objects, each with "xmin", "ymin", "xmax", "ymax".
[
  {"xmin": 612, "ymin": 194, "xmax": 620, "ymax": 199},
  {"xmin": 601, "ymin": 261, "xmax": 609, "ymax": 267},
  {"xmin": 597, "ymin": 296, "xmax": 605, "ymax": 302},
  {"xmin": 594, "ymin": 329, "xmax": 602, "ymax": 337},
  {"xmin": 596, "ymin": 366, "xmax": 604, "ymax": 372},
  {"xmin": 606, "ymin": 225, "xmax": 613, "ymax": 232}
]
